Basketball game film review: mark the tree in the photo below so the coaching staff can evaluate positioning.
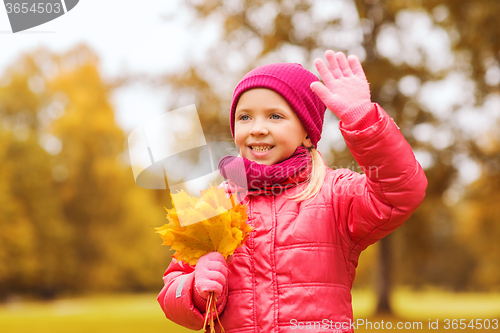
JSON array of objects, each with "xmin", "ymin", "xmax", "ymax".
[
  {"xmin": 0, "ymin": 45, "xmax": 172, "ymax": 298},
  {"xmin": 0, "ymin": 53, "xmax": 72, "ymax": 298}
]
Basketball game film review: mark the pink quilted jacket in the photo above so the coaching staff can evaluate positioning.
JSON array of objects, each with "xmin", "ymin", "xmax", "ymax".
[{"xmin": 157, "ymin": 105, "xmax": 427, "ymax": 333}]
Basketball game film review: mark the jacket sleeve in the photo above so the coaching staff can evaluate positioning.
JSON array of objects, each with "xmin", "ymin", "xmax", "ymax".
[
  {"xmin": 157, "ymin": 259, "xmax": 228, "ymax": 330},
  {"xmin": 332, "ymin": 103, "xmax": 428, "ymax": 252}
]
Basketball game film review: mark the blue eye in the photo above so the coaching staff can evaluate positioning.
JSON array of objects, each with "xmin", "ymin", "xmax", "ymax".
[{"xmin": 238, "ymin": 114, "xmax": 281, "ymax": 121}]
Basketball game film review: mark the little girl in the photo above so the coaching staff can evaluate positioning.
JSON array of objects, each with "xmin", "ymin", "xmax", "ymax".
[{"xmin": 157, "ymin": 50, "xmax": 427, "ymax": 333}]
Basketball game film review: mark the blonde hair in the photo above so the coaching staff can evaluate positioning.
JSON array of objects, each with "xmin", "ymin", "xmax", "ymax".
[{"xmin": 285, "ymin": 146, "xmax": 326, "ymax": 202}]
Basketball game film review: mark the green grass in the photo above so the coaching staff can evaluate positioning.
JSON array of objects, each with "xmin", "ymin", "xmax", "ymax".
[
  {"xmin": 0, "ymin": 289, "xmax": 499, "ymax": 333},
  {"xmin": 352, "ymin": 288, "xmax": 500, "ymax": 332},
  {"xmin": 0, "ymin": 293, "xmax": 199, "ymax": 333},
  {"xmin": 353, "ymin": 288, "xmax": 500, "ymax": 319}
]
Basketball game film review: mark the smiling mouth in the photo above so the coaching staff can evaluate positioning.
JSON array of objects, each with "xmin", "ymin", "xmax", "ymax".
[{"xmin": 250, "ymin": 146, "xmax": 274, "ymax": 152}]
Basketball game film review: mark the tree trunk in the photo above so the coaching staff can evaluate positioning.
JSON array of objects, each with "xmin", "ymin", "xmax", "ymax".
[{"xmin": 375, "ymin": 235, "xmax": 393, "ymax": 314}]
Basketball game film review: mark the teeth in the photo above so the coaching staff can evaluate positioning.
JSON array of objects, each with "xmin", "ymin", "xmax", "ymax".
[{"xmin": 251, "ymin": 146, "xmax": 273, "ymax": 152}]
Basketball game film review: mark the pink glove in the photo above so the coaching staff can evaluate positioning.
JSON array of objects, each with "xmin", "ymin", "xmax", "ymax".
[
  {"xmin": 194, "ymin": 252, "xmax": 228, "ymax": 300},
  {"xmin": 310, "ymin": 50, "xmax": 375, "ymax": 128}
]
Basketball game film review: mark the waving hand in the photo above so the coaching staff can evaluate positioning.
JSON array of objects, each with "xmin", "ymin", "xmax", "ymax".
[{"xmin": 310, "ymin": 50, "xmax": 373, "ymax": 126}]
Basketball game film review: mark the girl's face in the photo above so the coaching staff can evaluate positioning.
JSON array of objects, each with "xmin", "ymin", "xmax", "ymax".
[{"xmin": 234, "ymin": 88, "xmax": 312, "ymax": 165}]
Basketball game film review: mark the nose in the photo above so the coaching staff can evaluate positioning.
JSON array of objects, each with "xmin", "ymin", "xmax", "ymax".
[{"xmin": 249, "ymin": 119, "xmax": 269, "ymax": 136}]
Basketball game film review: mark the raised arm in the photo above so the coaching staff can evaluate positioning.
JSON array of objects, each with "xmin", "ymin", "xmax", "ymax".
[{"xmin": 311, "ymin": 50, "xmax": 428, "ymax": 251}]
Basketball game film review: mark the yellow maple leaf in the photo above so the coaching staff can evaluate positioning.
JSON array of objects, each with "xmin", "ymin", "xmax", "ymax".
[{"xmin": 155, "ymin": 182, "xmax": 252, "ymax": 266}]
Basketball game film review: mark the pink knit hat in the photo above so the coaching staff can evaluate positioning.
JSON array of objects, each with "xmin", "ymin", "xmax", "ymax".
[{"xmin": 230, "ymin": 63, "xmax": 327, "ymax": 148}]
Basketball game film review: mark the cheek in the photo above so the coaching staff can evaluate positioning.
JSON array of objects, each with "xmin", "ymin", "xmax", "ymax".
[{"xmin": 234, "ymin": 129, "xmax": 245, "ymax": 147}]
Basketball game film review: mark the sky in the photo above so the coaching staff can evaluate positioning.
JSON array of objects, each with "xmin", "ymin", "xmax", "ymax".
[{"xmin": 0, "ymin": 0, "xmax": 220, "ymax": 132}]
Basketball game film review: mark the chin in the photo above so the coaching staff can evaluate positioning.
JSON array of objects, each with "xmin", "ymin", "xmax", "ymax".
[{"xmin": 249, "ymin": 158, "xmax": 270, "ymax": 165}]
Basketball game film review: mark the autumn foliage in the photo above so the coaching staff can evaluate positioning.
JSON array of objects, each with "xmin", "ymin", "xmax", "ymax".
[{"xmin": 156, "ymin": 184, "xmax": 252, "ymax": 266}]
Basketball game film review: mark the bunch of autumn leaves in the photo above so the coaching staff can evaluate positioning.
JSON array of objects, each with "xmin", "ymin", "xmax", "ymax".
[{"xmin": 156, "ymin": 183, "xmax": 253, "ymax": 332}]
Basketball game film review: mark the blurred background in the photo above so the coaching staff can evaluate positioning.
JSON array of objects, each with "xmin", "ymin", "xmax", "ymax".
[{"xmin": 1, "ymin": 0, "xmax": 499, "ymax": 332}]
